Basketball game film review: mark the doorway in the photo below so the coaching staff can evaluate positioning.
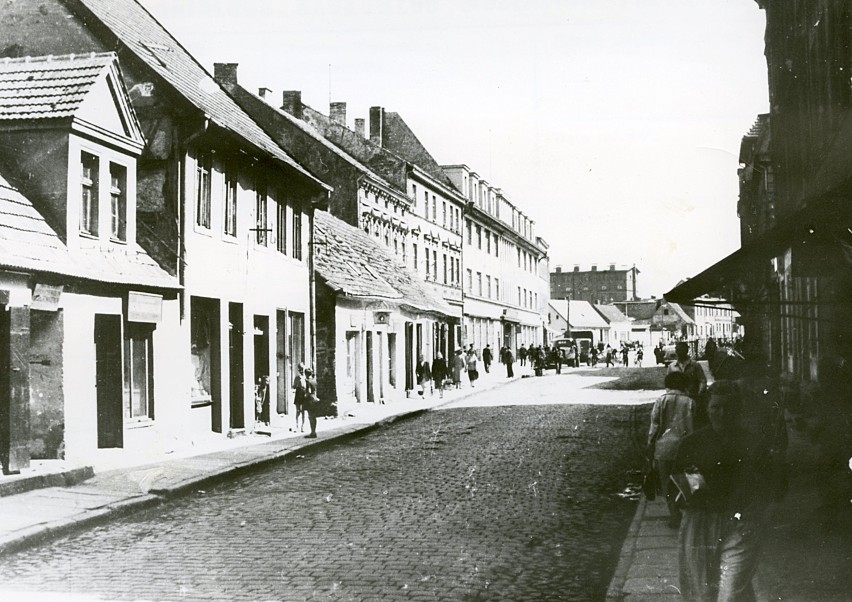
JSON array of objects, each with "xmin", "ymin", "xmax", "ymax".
[
  {"xmin": 404, "ymin": 322, "xmax": 414, "ymax": 392},
  {"xmin": 276, "ymin": 310, "xmax": 288, "ymax": 415},
  {"xmin": 366, "ymin": 331, "xmax": 374, "ymax": 404},
  {"xmin": 94, "ymin": 314, "xmax": 123, "ymax": 449},
  {"xmin": 253, "ymin": 315, "xmax": 270, "ymax": 425},
  {"xmin": 345, "ymin": 331, "xmax": 359, "ymax": 402},
  {"xmin": 228, "ymin": 303, "xmax": 244, "ymax": 429}
]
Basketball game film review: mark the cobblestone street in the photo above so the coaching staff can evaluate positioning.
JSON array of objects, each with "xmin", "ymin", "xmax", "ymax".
[{"xmin": 0, "ymin": 379, "xmax": 650, "ymax": 601}]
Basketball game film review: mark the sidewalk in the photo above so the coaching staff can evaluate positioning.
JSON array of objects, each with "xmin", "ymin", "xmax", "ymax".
[
  {"xmin": 606, "ymin": 421, "xmax": 852, "ymax": 601},
  {"xmin": 0, "ymin": 366, "xmax": 520, "ymax": 557}
]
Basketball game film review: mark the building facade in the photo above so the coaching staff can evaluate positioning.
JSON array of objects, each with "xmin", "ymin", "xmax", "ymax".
[
  {"xmin": 0, "ymin": 0, "xmax": 331, "ymax": 462},
  {"xmin": 550, "ymin": 264, "xmax": 639, "ymax": 305},
  {"xmin": 0, "ymin": 53, "xmax": 182, "ymax": 471},
  {"xmin": 443, "ymin": 166, "xmax": 549, "ymax": 354}
]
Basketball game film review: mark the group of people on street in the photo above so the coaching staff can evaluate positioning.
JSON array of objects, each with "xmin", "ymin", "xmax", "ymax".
[
  {"xmin": 646, "ymin": 341, "xmax": 787, "ymax": 601},
  {"xmin": 292, "ymin": 363, "xmax": 320, "ymax": 438}
]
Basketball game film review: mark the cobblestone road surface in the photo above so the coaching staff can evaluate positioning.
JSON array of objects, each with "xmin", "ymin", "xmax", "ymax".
[{"xmin": 0, "ymin": 381, "xmax": 650, "ymax": 601}]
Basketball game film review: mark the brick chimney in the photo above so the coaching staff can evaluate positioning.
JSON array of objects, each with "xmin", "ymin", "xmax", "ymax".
[
  {"xmin": 258, "ymin": 87, "xmax": 273, "ymax": 102},
  {"xmin": 281, "ymin": 91, "xmax": 302, "ymax": 120},
  {"xmin": 355, "ymin": 118, "xmax": 365, "ymax": 138},
  {"xmin": 591, "ymin": 264, "xmax": 598, "ymax": 271},
  {"xmin": 330, "ymin": 101, "xmax": 346, "ymax": 125},
  {"xmin": 573, "ymin": 265, "xmax": 580, "ymax": 272},
  {"xmin": 213, "ymin": 62, "xmax": 238, "ymax": 87},
  {"xmin": 609, "ymin": 263, "xmax": 616, "ymax": 271},
  {"xmin": 369, "ymin": 106, "xmax": 384, "ymax": 146},
  {"xmin": 555, "ymin": 266, "xmax": 562, "ymax": 273}
]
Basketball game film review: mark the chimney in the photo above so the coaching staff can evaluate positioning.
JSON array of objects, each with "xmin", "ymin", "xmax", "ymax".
[
  {"xmin": 573, "ymin": 265, "xmax": 580, "ymax": 272},
  {"xmin": 355, "ymin": 118, "xmax": 365, "ymax": 138},
  {"xmin": 258, "ymin": 87, "xmax": 273, "ymax": 103},
  {"xmin": 609, "ymin": 263, "xmax": 616, "ymax": 271},
  {"xmin": 555, "ymin": 266, "xmax": 562, "ymax": 273},
  {"xmin": 213, "ymin": 62, "xmax": 238, "ymax": 87},
  {"xmin": 281, "ymin": 91, "xmax": 302, "ymax": 119},
  {"xmin": 591, "ymin": 264, "xmax": 598, "ymax": 271},
  {"xmin": 330, "ymin": 101, "xmax": 347, "ymax": 125},
  {"xmin": 369, "ymin": 106, "xmax": 384, "ymax": 146}
]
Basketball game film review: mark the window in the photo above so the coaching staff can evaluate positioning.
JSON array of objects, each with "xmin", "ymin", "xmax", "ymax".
[
  {"xmin": 518, "ymin": 287, "xmax": 522, "ymax": 305},
  {"xmin": 424, "ymin": 190, "xmax": 429, "ymax": 218},
  {"xmin": 485, "ymin": 231, "xmax": 491, "ymax": 254},
  {"xmin": 476, "ymin": 272, "xmax": 482, "ymax": 296},
  {"xmin": 495, "ymin": 278, "xmax": 500, "ymax": 300},
  {"xmin": 224, "ymin": 168, "xmax": 238, "ymax": 237},
  {"xmin": 413, "ymin": 244, "xmax": 418, "ymax": 273},
  {"xmin": 432, "ymin": 195, "xmax": 437, "ymax": 221},
  {"xmin": 486, "ymin": 275, "xmax": 492, "ymax": 298},
  {"xmin": 442, "ymin": 201, "xmax": 447, "ymax": 228},
  {"xmin": 432, "ymin": 249, "xmax": 437, "ymax": 280},
  {"xmin": 292, "ymin": 201, "xmax": 302, "ymax": 260},
  {"xmin": 124, "ymin": 323, "xmax": 154, "ymax": 420},
  {"xmin": 80, "ymin": 152, "xmax": 99, "ymax": 235},
  {"xmin": 255, "ymin": 182, "xmax": 268, "ymax": 245},
  {"xmin": 195, "ymin": 153, "xmax": 212, "ymax": 229},
  {"xmin": 425, "ymin": 248, "xmax": 431, "ymax": 279},
  {"xmin": 495, "ymin": 237, "xmax": 499, "ymax": 257},
  {"xmin": 467, "ymin": 220, "xmax": 472, "ymax": 245},
  {"xmin": 443, "ymin": 253, "xmax": 448, "ymax": 284},
  {"xmin": 276, "ymin": 200, "xmax": 287, "ymax": 254},
  {"xmin": 466, "ymin": 269, "xmax": 473, "ymax": 292},
  {"xmin": 109, "ymin": 163, "xmax": 126, "ymax": 241},
  {"xmin": 476, "ymin": 225, "xmax": 482, "ymax": 249},
  {"xmin": 412, "ymin": 183, "xmax": 417, "ymax": 203}
]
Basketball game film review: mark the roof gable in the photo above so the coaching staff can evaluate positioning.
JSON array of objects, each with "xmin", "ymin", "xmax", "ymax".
[
  {"xmin": 0, "ymin": 52, "xmax": 143, "ymax": 141},
  {"xmin": 382, "ymin": 111, "xmax": 458, "ymax": 191}
]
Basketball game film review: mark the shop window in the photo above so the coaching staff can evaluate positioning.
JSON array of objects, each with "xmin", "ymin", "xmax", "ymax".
[
  {"xmin": 80, "ymin": 152, "xmax": 99, "ymax": 235},
  {"xmin": 109, "ymin": 163, "xmax": 126, "ymax": 241},
  {"xmin": 124, "ymin": 323, "xmax": 154, "ymax": 420}
]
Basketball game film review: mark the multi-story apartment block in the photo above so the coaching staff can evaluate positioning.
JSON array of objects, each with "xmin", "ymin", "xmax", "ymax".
[
  {"xmin": 550, "ymin": 264, "xmax": 639, "ymax": 305},
  {"xmin": 214, "ymin": 66, "xmax": 458, "ymax": 409},
  {"xmin": 443, "ymin": 166, "xmax": 549, "ymax": 353},
  {"xmin": 0, "ymin": 0, "xmax": 331, "ymax": 466}
]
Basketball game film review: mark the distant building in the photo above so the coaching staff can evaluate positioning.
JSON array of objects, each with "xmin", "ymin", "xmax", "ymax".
[
  {"xmin": 547, "ymin": 300, "xmax": 609, "ymax": 348},
  {"xmin": 594, "ymin": 304, "xmax": 632, "ymax": 347},
  {"xmin": 615, "ymin": 300, "xmax": 695, "ymax": 348},
  {"xmin": 550, "ymin": 265, "xmax": 639, "ymax": 304}
]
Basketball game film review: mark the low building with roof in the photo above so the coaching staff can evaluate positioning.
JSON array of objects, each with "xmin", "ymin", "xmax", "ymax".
[
  {"xmin": 614, "ymin": 299, "xmax": 696, "ymax": 349},
  {"xmin": 313, "ymin": 211, "xmax": 453, "ymax": 413},
  {"xmin": 594, "ymin": 304, "xmax": 633, "ymax": 347},
  {"xmin": 0, "ymin": 52, "xmax": 182, "ymax": 471},
  {"xmin": 547, "ymin": 300, "xmax": 610, "ymax": 348}
]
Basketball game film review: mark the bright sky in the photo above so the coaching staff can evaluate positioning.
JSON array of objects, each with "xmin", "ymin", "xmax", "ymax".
[{"xmin": 140, "ymin": 0, "xmax": 768, "ymax": 298}]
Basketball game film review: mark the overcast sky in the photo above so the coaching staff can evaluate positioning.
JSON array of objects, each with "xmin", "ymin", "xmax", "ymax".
[{"xmin": 140, "ymin": 0, "xmax": 768, "ymax": 298}]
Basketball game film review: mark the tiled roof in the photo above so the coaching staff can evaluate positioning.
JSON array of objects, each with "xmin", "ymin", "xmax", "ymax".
[
  {"xmin": 314, "ymin": 211, "xmax": 451, "ymax": 315},
  {"xmin": 0, "ymin": 52, "xmax": 116, "ymax": 121},
  {"xmin": 550, "ymin": 300, "xmax": 609, "ymax": 329},
  {"xmin": 75, "ymin": 0, "xmax": 328, "ymax": 191},
  {"xmin": 0, "ymin": 171, "xmax": 178, "ymax": 289}
]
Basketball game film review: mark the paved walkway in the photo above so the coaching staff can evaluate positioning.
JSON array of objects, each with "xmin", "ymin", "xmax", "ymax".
[{"xmin": 606, "ymin": 419, "xmax": 852, "ymax": 601}]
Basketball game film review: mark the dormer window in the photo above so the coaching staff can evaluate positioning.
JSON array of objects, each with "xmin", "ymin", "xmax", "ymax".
[
  {"xmin": 80, "ymin": 152, "xmax": 99, "ymax": 235},
  {"xmin": 110, "ymin": 164, "xmax": 127, "ymax": 241}
]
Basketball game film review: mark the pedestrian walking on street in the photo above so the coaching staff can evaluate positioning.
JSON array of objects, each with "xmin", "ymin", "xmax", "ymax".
[
  {"xmin": 636, "ymin": 346, "xmax": 644, "ymax": 367},
  {"xmin": 303, "ymin": 367, "xmax": 319, "ymax": 438},
  {"xmin": 451, "ymin": 349, "xmax": 465, "ymax": 389},
  {"xmin": 466, "ymin": 348, "xmax": 479, "ymax": 387},
  {"xmin": 668, "ymin": 341, "xmax": 708, "ymax": 423},
  {"xmin": 292, "ymin": 362, "xmax": 306, "ymax": 433},
  {"xmin": 502, "ymin": 346, "xmax": 515, "ymax": 378},
  {"xmin": 621, "ymin": 345, "xmax": 629, "ymax": 366},
  {"xmin": 519, "ymin": 344, "xmax": 528, "ymax": 366},
  {"xmin": 674, "ymin": 381, "xmax": 786, "ymax": 601},
  {"xmin": 605, "ymin": 345, "xmax": 613, "ymax": 367},
  {"xmin": 647, "ymin": 371, "xmax": 695, "ymax": 528},
  {"xmin": 432, "ymin": 352, "xmax": 447, "ymax": 398},
  {"xmin": 482, "ymin": 344, "xmax": 493, "ymax": 373},
  {"xmin": 416, "ymin": 354, "xmax": 433, "ymax": 396}
]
